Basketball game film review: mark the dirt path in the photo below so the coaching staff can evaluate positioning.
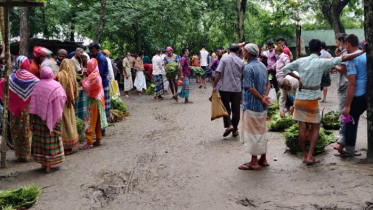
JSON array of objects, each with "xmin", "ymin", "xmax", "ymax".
[{"xmin": 1, "ymin": 75, "xmax": 373, "ymax": 210}]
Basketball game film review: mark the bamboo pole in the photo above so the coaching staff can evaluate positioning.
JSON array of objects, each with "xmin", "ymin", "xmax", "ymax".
[{"xmin": 0, "ymin": 6, "xmax": 9, "ymax": 168}]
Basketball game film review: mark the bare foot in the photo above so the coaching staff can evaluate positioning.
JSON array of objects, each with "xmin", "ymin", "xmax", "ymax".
[
  {"xmin": 333, "ymin": 143, "xmax": 344, "ymax": 151},
  {"xmin": 238, "ymin": 162, "xmax": 261, "ymax": 170},
  {"xmin": 45, "ymin": 166, "xmax": 52, "ymax": 173}
]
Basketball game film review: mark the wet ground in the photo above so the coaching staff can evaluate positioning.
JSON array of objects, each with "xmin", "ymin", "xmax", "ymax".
[{"xmin": 1, "ymin": 74, "xmax": 373, "ymax": 210}]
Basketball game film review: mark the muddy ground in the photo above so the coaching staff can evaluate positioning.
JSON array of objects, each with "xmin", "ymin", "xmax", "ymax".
[{"xmin": 1, "ymin": 74, "xmax": 373, "ymax": 210}]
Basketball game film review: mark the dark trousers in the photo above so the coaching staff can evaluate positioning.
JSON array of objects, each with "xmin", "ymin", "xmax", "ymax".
[
  {"xmin": 270, "ymin": 71, "xmax": 279, "ymax": 92},
  {"xmin": 343, "ymin": 95, "xmax": 366, "ymax": 151},
  {"xmin": 219, "ymin": 91, "xmax": 241, "ymax": 131}
]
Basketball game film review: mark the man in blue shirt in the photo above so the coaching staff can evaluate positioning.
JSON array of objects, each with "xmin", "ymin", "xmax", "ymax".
[
  {"xmin": 88, "ymin": 43, "xmax": 110, "ymax": 136},
  {"xmin": 336, "ymin": 34, "xmax": 367, "ymax": 157}
]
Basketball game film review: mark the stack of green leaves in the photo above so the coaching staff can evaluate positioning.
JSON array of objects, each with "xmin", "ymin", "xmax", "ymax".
[
  {"xmin": 144, "ymin": 83, "xmax": 155, "ymax": 95},
  {"xmin": 267, "ymin": 102, "xmax": 279, "ymax": 118},
  {"xmin": 165, "ymin": 62, "xmax": 179, "ymax": 78},
  {"xmin": 76, "ymin": 117, "xmax": 85, "ymax": 143},
  {"xmin": 322, "ymin": 110, "xmax": 340, "ymax": 130},
  {"xmin": 191, "ymin": 67, "xmax": 204, "ymax": 77},
  {"xmin": 76, "ymin": 75, "xmax": 82, "ymax": 83},
  {"xmin": 284, "ymin": 124, "xmax": 335, "ymax": 156},
  {"xmin": 268, "ymin": 112, "xmax": 296, "ymax": 132},
  {"xmin": 110, "ymin": 95, "xmax": 128, "ymax": 114},
  {"xmin": 0, "ymin": 185, "xmax": 40, "ymax": 209}
]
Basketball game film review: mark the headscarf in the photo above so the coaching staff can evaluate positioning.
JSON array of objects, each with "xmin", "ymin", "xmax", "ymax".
[
  {"xmin": 0, "ymin": 56, "xmax": 39, "ymax": 117},
  {"xmin": 166, "ymin": 47, "xmax": 174, "ymax": 52},
  {"xmin": 41, "ymin": 59, "xmax": 60, "ymax": 75},
  {"xmin": 57, "ymin": 59, "xmax": 78, "ymax": 108},
  {"xmin": 29, "ymin": 67, "xmax": 66, "ymax": 132},
  {"xmin": 33, "ymin": 46, "xmax": 52, "ymax": 58},
  {"xmin": 82, "ymin": 59, "xmax": 105, "ymax": 108},
  {"xmin": 244, "ymin": 43, "xmax": 259, "ymax": 56}
]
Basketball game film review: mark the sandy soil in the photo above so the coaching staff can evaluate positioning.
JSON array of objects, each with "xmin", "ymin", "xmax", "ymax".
[{"xmin": 1, "ymin": 74, "xmax": 373, "ymax": 210}]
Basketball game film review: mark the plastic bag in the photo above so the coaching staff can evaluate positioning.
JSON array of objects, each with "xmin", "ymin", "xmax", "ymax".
[
  {"xmin": 109, "ymin": 80, "xmax": 120, "ymax": 96},
  {"xmin": 210, "ymin": 91, "xmax": 229, "ymax": 121},
  {"xmin": 268, "ymin": 86, "xmax": 277, "ymax": 103}
]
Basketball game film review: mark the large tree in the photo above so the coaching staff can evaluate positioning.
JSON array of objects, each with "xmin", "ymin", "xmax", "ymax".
[
  {"xmin": 364, "ymin": 0, "xmax": 373, "ymax": 162},
  {"xmin": 318, "ymin": 0, "xmax": 350, "ymax": 34},
  {"xmin": 19, "ymin": 6, "xmax": 30, "ymax": 56}
]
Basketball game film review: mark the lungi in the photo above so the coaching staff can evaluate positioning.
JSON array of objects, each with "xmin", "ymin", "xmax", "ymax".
[
  {"xmin": 124, "ymin": 75, "xmax": 133, "ymax": 91},
  {"xmin": 134, "ymin": 71, "xmax": 147, "ymax": 91},
  {"xmin": 241, "ymin": 109, "xmax": 268, "ymax": 156},
  {"xmin": 293, "ymin": 99, "xmax": 320, "ymax": 123},
  {"xmin": 154, "ymin": 74, "xmax": 164, "ymax": 97},
  {"xmin": 177, "ymin": 77, "xmax": 190, "ymax": 99}
]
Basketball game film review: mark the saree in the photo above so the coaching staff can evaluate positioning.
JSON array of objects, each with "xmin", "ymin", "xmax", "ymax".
[
  {"xmin": 56, "ymin": 59, "xmax": 79, "ymax": 149},
  {"xmin": 82, "ymin": 59, "xmax": 108, "ymax": 133}
]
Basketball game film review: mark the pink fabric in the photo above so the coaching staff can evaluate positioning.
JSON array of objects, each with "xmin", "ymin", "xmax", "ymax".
[{"xmin": 29, "ymin": 67, "xmax": 67, "ymax": 132}]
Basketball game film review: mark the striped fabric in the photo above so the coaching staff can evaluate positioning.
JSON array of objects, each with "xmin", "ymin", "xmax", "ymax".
[
  {"xmin": 177, "ymin": 77, "xmax": 190, "ymax": 99},
  {"xmin": 293, "ymin": 99, "xmax": 321, "ymax": 123},
  {"xmin": 104, "ymin": 86, "xmax": 111, "ymax": 120},
  {"xmin": 32, "ymin": 116, "xmax": 65, "ymax": 166},
  {"xmin": 75, "ymin": 89, "xmax": 87, "ymax": 120},
  {"xmin": 241, "ymin": 110, "xmax": 268, "ymax": 156}
]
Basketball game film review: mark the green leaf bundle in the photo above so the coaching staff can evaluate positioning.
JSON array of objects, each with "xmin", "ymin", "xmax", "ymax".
[
  {"xmin": 110, "ymin": 95, "xmax": 128, "ymax": 114},
  {"xmin": 76, "ymin": 117, "xmax": 85, "ymax": 142},
  {"xmin": 322, "ymin": 110, "xmax": 340, "ymax": 130},
  {"xmin": 144, "ymin": 83, "xmax": 155, "ymax": 95},
  {"xmin": 165, "ymin": 62, "xmax": 179, "ymax": 78},
  {"xmin": 268, "ymin": 112, "xmax": 296, "ymax": 132},
  {"xmin": 267, "ymin": 102, "xmax": 279, "ymax": 118},
  {"xmin": 190, "ymin": 67, "xmax": 204, "ymax": 77},
  {"xmin": 0, "ymin": 185, "xmax": 40, "ymax": 209},
  {"xmin": 284, "ymin": 124, "xmax": 335, "ymax": 156},
  {"xmin": 76, "ymin": 75, "xmax": 82, "ymax": 83}
]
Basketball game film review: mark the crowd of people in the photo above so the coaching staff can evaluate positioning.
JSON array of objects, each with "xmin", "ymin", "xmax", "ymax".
[{"xmin": 0, "ymin": 32, "xmax": 368, "ymax": 172}]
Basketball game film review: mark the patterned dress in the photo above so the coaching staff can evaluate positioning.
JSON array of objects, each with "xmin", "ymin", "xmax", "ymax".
[
  {"xmin": 32, "ymin": 116, "xmax": 65, "ymax": 166},
  {"xmin": 10, "ymin": 106, "xmax": 31, "ymax": 159}
]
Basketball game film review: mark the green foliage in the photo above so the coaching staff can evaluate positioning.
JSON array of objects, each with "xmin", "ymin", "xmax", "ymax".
[
  {"xmin": 268, "ymin": 112, "xmax": 296, "ymax": 132},
  {"xmin": 76, "ymin": 117, "xmax": 85, "ymax": 142},
  {"xmin": 0, "ymin": 185, "xmax": 39, "ymax": 209},
  {"xmin": 165, "ymin": 62, "xmax": 179, "ymax": 78},
  {"xmin": 285, "ymin": 124, "xmax": 335, "ymax": 156},
  {"xmin": 267, "ymin": 102, "xmax": 279, "ymax": 118},
  {"xmin": 110, "ymin": 95, "xmax": 128, "ymax": 114},
  {"xmin": 322, "ymin": 110, "xmax": 340, "ymax": 130},
  {"xmin": 144, "ymin": 83, "xmax": 155, "ymax": 96},
  {"xmin": 76, "ymin": 75, "xmax": 82, "ymax": 83}
]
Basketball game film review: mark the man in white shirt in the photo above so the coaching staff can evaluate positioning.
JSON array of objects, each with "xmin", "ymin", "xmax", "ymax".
[
  {"xmin": 199, "ymin": 44, "xmax": 209, "ymax": 89},
  {"xmin": 152, "ymin": 49, "xmax": 164, "ymax": 101},
  {"xmin": 71, "ymin": 48, "xmax": 84, "ymax": 75}
]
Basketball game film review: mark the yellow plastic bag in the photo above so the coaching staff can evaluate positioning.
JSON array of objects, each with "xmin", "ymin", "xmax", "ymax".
[
  {"xmin": 210, "ymin": 91, "xmax": 229, "ymax": 121},
  {"xmin": 109, "ymin": 80, "xmax": 120, "ymax": 96}
]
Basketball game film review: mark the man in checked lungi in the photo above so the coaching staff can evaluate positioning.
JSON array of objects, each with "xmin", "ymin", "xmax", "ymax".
[{"xmin": 282, "ymin": 39, "xmax": 366, "ymax": 165}]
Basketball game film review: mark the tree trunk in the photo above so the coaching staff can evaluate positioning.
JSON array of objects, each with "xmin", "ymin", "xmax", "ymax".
[
  {"xmin": 132, "ymin": 23, "xmax": 141, "ymax": 53},
  {"xmin": 19, "ymin": 7, "xmax": 30, "ymax": 56},
  {"xmin": 319, "ymin": 0, "xmax": 349, "ymax": 35},
  {"xmin": 364, "ymin": 0, "xmax": 373, "ymax": 162},
  {"xmin": 1, "ymin": 6, "xmax": 10, "ymax": 168},
  {"xmin": 94, "ymin": 0, "xmax": 106, "ymax": 43},
  {"xmin": 0, "ymin": 7, "xmax": 5, "ymax": 57},
  {"xmin": 236, "ymin": 0, "xmax": 247, "ymax": 43}
]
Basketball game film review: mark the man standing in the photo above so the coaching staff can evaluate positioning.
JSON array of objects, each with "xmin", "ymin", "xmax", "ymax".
[
  {"xmin": 266, "ymin": 40, "xmax": 278, "ymax": 92},
  {"xmin": 88, "ymin": 42, "xmax": 110, "ymax": 136},
  {"xmin": 161, "ymin": 49, "xmax": 169, "ymax": 95},
  {"xmin": 173, "ymin": 48, "xmax": 192, "ymax": 104},
  {"xmin": 199, "ymin": 44, "xmax": 209, "ymax": 89},
  {"xmin": 71, "ymin": 48, "xmax": 84, "ymax": 75},
  {"xmin": 133, "ymin": 52, "xmax": 147, "ymax": 95},
  {"xmin": 56, "ymin": 49, "xmax": 67, "ymax": 66},
  {"xmin": 276, "ymin": 37, "xmax": 292, "ymax": 61},
  {"xmin": 282, "ymin": 39, "xmax": 366, "ymax": 164},
  {"xmin": 335, "ymin": 35, "xmax": 367, "ymax": 157},
  {"xmin": 213, "ymin": 43, "xmax": 245, "ymax": 137},
  {"xmin": 164, "ymin": 47, "xmax": 180, "ymax": 96},
  {"xmin": 333, "ymin": 33, "xmax": 350, "ymax": 153},
  {"xmin": 152, "ymin": 49, "xmax": 164, "ymax": 101},
  {"xmin": 239, "ymin": 43, "xmax": 272, "ymax": 170},
  {"xmin": 122, "ymin": 52, "xmax": 133, "ymax": 98},
  {"xmin": 30, "ymin": 46, "xmax": 52, "ymax": 78}
]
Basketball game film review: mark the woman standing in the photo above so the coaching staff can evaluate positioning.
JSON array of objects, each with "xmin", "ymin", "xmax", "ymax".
[
  {"xmin": 80, "ymin": 59, "xmax": 108, "ymax": 150},
  {"xmin": 239, "ymin": 44, "xmax": 272, "ymax": 171},
  {"xmin": 0, "ymin": 56, "xmax": 39, "ymax": 162},
  {"xmin": 56, "ymin": 59, "xmax": 79, "ymax": 155},
  {"xmin": 30, "ymin": 67, "xmax": 66, "ymax": 173}
]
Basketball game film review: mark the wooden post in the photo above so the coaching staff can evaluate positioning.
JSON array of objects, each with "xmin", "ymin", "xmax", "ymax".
[
  {"xmin": 295, "ymin": 24, "xmax": 301, "ymax": 59},
  {"xmin": 0, "ymin": 1, "xmax": 46, "ymax": 168},
  {"xmin": 0, "ymin": 6, "xmax": 9, "ymax": 168}
]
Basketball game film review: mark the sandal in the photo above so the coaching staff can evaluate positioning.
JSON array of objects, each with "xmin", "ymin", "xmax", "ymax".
[
  {"xmin": 232, "ymin": 132, "xmax": 239, "ymax": 137},
  {"xmin": 199, "ymin": 85, "xmax": 203, "ymax": 89},
  {"xmin": 334, "ymin": 153, "xmax": 353, "ymax": 158},
  {"xmin": 238, "ymin": 163, "xmax": 261, "ymax": 170},
  {"xmin": 223, "ymin": 128, "xmax": 233, "ymax": 137},
  {"xmin": 93, "ymin": 141, "xmax": 101, "ymax": 146},
  {"xmin": 79, "ymin": 144, "xmax": 93, "ymax": 150},
  {"xmin": 305, "ymin": 158, "xmax": 321, "ymax": 165}
]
